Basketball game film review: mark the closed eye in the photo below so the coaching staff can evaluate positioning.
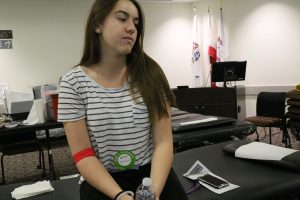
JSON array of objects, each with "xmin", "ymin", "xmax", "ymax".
[
  {"xmin": 114, "ymin": 10, "xmax": 139, "ymax": 26},
  {"xmin": 117, "ymin": 18, "xmax": 126, "ymax": 22}
]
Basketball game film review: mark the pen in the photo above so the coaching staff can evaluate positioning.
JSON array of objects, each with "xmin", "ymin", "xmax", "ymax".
[{"xmin": 185, "ymin": 181, "xmax": 201, "ymax": 194}]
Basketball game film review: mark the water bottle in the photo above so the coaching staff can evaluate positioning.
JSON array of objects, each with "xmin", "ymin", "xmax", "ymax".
[{"xmin": 135, "ymin": 177, "xmax": 156, "ymax": 200}]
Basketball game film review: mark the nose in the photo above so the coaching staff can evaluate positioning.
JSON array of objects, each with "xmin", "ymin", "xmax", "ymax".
[{"xmin": 126, "ymin": 21, "xmax": 136, "ymax": 34}]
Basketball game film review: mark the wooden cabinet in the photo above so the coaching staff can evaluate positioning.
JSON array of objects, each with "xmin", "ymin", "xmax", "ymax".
[{"xmin": 172, "ymin": 87, "xmax": 238, "ymax": 119}]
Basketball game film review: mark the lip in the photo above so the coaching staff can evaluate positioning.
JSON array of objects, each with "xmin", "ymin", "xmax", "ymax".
[{"xmin": 122, "ymin": 36, "xmax": 134, "ymax": 43}]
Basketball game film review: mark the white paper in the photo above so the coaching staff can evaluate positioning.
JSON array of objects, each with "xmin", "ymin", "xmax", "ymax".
[
  {"xmin": 0, "ymin": 83, "xmax": 9, "ymax": 114},
  {"xmin": 5, "ymin": 90, "xmax": 34, "ymax": 114},
  {"xmin": 59, "ymin": 173, "xmax": 80, "ymax": 180},
  {"xmin": 0, "ymin": 82, "xmax": 9, "ymax": 98},
  {"xmin": 184, "ymin": 160, "xmax": 239, "ymax": 194},
  {"xmin": 183, "ymin": 160, "xmax": 209, "ymax": 180},
  {"xmin": 11, "ymin": 180, "xmax": 54, "ymax": 200},
  {"xmin": 179, "ymin": 117, "xmax": 218, "ymax": 126},
  {"xmin": 235, "ymin": 142, "xmax": 298, "ymax": 161},
  {"xmin": 0, "ymin": 100, "xmax": 7, "ymax": 114},
  {"xmin": 23, "ymin": 99, "xmax": 45, "ymax": 125}
]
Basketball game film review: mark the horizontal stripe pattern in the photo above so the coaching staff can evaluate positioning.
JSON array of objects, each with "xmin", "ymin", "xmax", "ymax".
[{"xmin": 58, "ymin": 66, "xmax": 152, "ymax": 171}]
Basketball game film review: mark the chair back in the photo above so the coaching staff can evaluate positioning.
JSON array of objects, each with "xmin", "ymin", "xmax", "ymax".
[{"xmin": 256, "ymin": 92, "xmax": 287, "ymax": 118}]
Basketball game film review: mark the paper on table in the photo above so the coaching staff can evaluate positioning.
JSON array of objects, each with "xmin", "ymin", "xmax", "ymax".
[
  {"xmin": 184, "ymin": 160, "xmax": 239, "ymax": 194},
  {"xmin": 23, "ymin": 99, "xmax": 45, "ymax": 125},
  {"xmin": 179, "ymin": 117, "xmax": 218, "ymax": 126},
  {"xmin": 183, "ymin": 160, "xmax": 209, "ymax": 180},
  {"xmin": 4, "ymin": 90, "xmax": 34, "ymax": 114},
  {"xmin": 235, "ymin": 142, "xmax": 298, "ymax": 161},
  {"xmin": 11, "ymin": 180, "xmax": 54, "ymax": 200}
]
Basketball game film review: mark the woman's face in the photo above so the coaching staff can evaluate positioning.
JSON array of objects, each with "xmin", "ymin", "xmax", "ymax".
[{"xmin": 97, "ymin": 0, "xmax": 139, "ymax": 56}]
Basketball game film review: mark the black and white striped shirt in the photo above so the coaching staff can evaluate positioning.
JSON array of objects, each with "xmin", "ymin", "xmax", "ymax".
[{"xmin": 58, "ymin": 66, "xmax": 153, "ymax": 171}]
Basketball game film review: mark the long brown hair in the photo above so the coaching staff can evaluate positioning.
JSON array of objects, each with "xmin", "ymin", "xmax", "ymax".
[{"xmin": 79, "ymin": 0, "xmax": 175, "ymax": 122}]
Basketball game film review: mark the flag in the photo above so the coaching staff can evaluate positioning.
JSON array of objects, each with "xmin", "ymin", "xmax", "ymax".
[
  {"xmin": 217, "ymin": 8, "xmax": 227, "ymax": 62},
  {"xmin": 208, "ymin": 9, "xmax": 218, "ymax": 87},
  {"xmin": 192, "ymin": 14, "xmax": 201, "ymax": 87},
  {"xmin": 208, "ymin": 9, "xmax": 217, "ymax": 64}
]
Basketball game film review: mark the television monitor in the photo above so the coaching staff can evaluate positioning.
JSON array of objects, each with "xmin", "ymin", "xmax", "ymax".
[{"xmin": 211, "ymin": 61, "xmax": 247, "ymax": 84}]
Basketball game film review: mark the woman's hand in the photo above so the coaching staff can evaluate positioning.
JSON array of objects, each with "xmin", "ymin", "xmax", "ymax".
[{"xmin": 119, "ymin": 194, "xmax": 134, "ymax": 200}]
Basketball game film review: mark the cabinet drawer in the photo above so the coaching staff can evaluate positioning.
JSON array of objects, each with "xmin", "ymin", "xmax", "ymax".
[
  {"xmin": 173, "ymin": 87, "xmax": 238, "ymax": 119},
  {"xmin": 177, "ymin": 104, "xmax": 237, "ymax": 119}
]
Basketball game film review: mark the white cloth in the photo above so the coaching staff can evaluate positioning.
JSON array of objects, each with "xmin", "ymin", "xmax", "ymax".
[
  {"xmin": 23, "ymin": 99, "xmax": 45, "ymax": 125},
  {"xmin": 11, "ymin": 180, "xmax": 54, "ymax": 199},
  {"xmin": 235, "ymin": 142, "xmax": 298, "ymax": 161}
]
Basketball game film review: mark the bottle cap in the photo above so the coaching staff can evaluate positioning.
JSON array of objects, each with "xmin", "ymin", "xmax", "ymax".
[
  {"xmin": 296, "ymin": 83, "xmax": 300, "ymax": 92},
  {"xmin": 142, "ymin": 177, "xmax": 152, "ymax": 187}
]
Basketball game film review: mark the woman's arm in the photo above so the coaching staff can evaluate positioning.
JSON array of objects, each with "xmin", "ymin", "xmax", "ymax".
[
  {"xmin": 64, "ymin": 119, "xmax": 133, "ymax": 200},
  {"xmin": 150, "ymin": 105, "xmax": 173, "ymax": 199}
]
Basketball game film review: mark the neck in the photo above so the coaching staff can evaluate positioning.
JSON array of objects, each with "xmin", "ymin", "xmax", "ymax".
[
  {"xmin": 84, "ymin": 55, "xmax": 128, "ymax": 88},
  {"xmin": 98, "ymin": 48, "xmax": 127, "ymax": 73}
]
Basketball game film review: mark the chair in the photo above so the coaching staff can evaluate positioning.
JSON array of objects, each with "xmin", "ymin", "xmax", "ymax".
[
  {"xmin": 0, "ymin": 128, "xmax": 46, "ymax": 185},
  {"xmin": 286, "ymin": 89, "xmax": 300, "ymax": 141},
  {"xmin": 244, "ymin": 92, "xmax": 291, "ymax": 147}
]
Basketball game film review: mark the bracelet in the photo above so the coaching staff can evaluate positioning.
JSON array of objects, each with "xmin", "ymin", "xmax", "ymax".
[
  {"xmin": 114, "ymin": 191, "xmax": 125, "ymax": 200},
  {"xmin": 116, "ymin": 191, "xmax": 134, "ymax": 200}
]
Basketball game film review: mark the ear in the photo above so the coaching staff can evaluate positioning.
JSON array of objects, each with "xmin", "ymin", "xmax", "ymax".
[{"xmin": 95, "ymin": 25, "xmax": 102, "ymax": 34}]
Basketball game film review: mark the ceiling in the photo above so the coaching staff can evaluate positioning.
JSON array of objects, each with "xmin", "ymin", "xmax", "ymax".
[{"xmin": 138, "ymin": 0, "xmax": 197, "ymax": 2}]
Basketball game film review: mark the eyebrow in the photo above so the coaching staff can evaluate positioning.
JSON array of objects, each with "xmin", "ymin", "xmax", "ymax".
[{"xmin": 114, "ymin": 10, "xmax": 139, "ymax": 22}]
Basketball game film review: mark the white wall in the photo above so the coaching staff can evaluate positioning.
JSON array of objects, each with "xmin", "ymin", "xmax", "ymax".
[
  {"xmin": 0, "ymin": 0, "xmax": 93, "ymax": 91},
  {"xmin": 195, "ymin": 0, "xmax": 300, "ymax": 117},
  {"xmin": 1, "ymin": 0, "xmax": 300, "ymax": 116},
  {"xmin": 141, "ymin": 2, "xmax": 194, "ymax": 88},
  {"xmin": 224, "ymin": 0, "xmax": 300, "ymax": 117},
  {"xmin": 0, "ymin": 0, "xmax": 193, "ymax": 91},
  {"xmin": 225, "ymin": 0, "xmax": 300, "ymax": 86},
  {"xmin": 141, "ymin": 0, "xmax": 300, "ymax": 89}
]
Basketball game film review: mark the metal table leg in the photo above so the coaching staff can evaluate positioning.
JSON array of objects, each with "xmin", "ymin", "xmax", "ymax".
[{"xmin": 45, "ymin": 129, "xmax": 56, "ymax": 180}]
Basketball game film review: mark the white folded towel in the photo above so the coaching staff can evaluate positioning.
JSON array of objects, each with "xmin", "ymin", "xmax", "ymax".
[
  {"xmin": 23, "ymin": 99, "xmax": 45, "ymax": 125},
  {"xmin": 11, "ymin": 180, "xmax": 54, "ymax": 199},
  {"xmin": 235, "ymin": 142, "xmax": 298, "ymax": 161}
]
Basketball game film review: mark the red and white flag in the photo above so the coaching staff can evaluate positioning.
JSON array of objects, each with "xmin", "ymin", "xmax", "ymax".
[
  {"xmin": 208, "ymin": 9, "xmax": 217, "ymax": 64},
  {"xmin": 192, "ymin": 14, "xmax": 201, "ymax": 87},
  {"xmin": 217, "ymin": 8, "xmax": 227, "ymax": 62}
]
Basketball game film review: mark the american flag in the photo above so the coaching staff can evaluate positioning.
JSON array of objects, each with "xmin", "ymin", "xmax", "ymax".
[
  {"xmin": 217, "ymin": 8, "xmax": 227, "ymax": 62},
  {"xmin": 208, "ymin": 9, "xmax": 217, "ymax": 64},
  {"xmin": 192, "ymin": 14, "xmax": 201, "ymax": 87}
]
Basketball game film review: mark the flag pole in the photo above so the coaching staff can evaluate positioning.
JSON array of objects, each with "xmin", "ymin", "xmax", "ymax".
[
  {"xmin": 207, "ymin": 6, "xmax": 218, "ymax": 88},
  {"xmin": 193, "ymin": 2, "xmax": 197, "ymax": 16},
  {"xmin": 192, "ymin": 3, "xmax": 201, "ymax": 87}
]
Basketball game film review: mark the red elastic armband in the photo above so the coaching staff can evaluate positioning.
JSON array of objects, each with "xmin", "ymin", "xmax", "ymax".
[{"xmin": 73, "ymin": 148, "xmax": 95, "ymax": 164}]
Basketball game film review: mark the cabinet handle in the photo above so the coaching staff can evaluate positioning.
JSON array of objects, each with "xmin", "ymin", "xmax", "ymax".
[{"xmin": 237, "ymin": 105, "xmax": 241, "ymax": 113}]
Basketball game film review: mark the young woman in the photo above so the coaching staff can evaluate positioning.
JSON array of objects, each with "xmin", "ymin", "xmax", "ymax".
[{"xmin": 58, "ymin": 0, "xmax": 188, "ymax": 199}]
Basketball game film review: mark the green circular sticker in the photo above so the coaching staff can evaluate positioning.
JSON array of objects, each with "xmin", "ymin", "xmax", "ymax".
[{"xmin": 113, "ymin": 150, "xmax": 136, "ymax": 170}]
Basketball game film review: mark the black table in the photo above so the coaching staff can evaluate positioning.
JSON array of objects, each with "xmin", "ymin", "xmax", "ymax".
[
  {"xmin": 173, "ymin": 120, "xmax": 256, "ymax": 152},
  {"xmin": 173, "ymin": 141, "xmax": 300, "ymax": 200},
  {"xmin": 1, "ymin": 140, "xmax": 300, "ymax": 200},
  {"xmin": 0, "ymin": 121, "xmax": 63, "ymax": 180}
]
